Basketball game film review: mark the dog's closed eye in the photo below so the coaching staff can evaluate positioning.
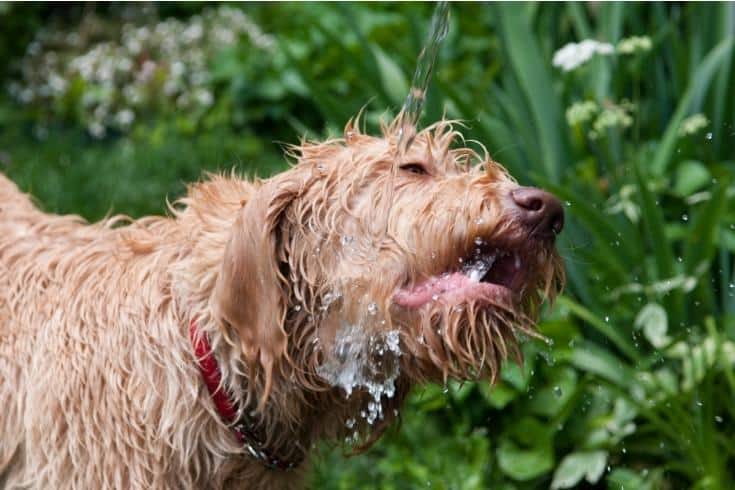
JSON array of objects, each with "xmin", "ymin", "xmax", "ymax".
[{"xmin": 399, "ymin": 163, "xmax": 429, "ymax": 176}]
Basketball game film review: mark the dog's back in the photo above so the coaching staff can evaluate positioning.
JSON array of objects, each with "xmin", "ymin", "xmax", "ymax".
[
  {"xmin": 0, "ymin": 172, "xmax": 38, "ymax": 484},
  {"xmin": 0, "ymin": 172, "xmax": 175, "ymax": 487},
  {"xmin": 0, "ymin": 171, "xmax": 282, "ymax": 488}
]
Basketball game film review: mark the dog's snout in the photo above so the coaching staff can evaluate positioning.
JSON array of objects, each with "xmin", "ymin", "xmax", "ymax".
[{"xmin": 510, "ymin": 187, "xmax": 564, "ymax": 238}]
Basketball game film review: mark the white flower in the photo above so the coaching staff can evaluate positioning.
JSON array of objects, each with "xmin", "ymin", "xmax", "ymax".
[
  {"xmin": 115, "ymin": 109, "xmax": 135, "ymax": 127},
  {"xmin": 170, "ymin": 60, "xmax": 186, "ymax": 78},
  {"xmin": 48, "ymin": 73, "xmax": 67, "ymax": 94},
  {"xmin": 566, "ymin": 100, "xmax": 598, "ymax": 126},
  {"xmin": 194, "ymin": 88, "xmax": 213, "ymax": 107},
  {"xmin": 183, "ymin": 22, "xmax": 204, "ymax": 43},
  {"xmin": 117, "ymin": 57, "xmax": 133, "ymax": 73},
  {"xmin": 138, "ymin": 60, "xmax": 157, "ymax": 82},
  {"xmin": 589, "ymin": 102, "xmax": 634, "ymax": 139},
  {"xmin": 19, "ymin": 88, "xmax": 34, "ymax": 103},
  {"xmin": 617, "ymin": 36, "xmax": 652, "ymax": 55},
  {"xmin": 163, "ymin": 79, "xmax": 180, "ymax": 96},
  {"xmin": 88, "ymin": 122, "xmax": 106, "ymax": 139},
  {"xmin": 553, "ymin": 40, "xmax": 615, "ymax": 72},
  {"xmin": 678, "ymin": 113, "xmax": 709, "ymax": 137}
]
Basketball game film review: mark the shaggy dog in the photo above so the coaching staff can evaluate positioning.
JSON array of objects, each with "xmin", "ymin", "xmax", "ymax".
[{"xmin": 0, "ymin": 118, "xmax": 564, "ymax": 489}]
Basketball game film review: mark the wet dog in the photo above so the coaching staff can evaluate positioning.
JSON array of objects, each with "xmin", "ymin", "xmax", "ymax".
[{"xmin": 0, "ymin": 117, "xmax": 563, "ymax": 489}]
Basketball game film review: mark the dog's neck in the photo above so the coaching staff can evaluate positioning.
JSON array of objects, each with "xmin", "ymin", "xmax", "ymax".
[
  {"xmin": 173, "ymin": 175, "xmax": 412, "ymax": 473},
  {"xmin": 189, "ymin": 319, "xmax": 305, "ymax": 471}
]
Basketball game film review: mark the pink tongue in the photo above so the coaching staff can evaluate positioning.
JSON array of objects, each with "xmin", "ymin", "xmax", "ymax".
[{"xmin": 394, "ymin": 273, "xmax": 476, "ymax": 308}]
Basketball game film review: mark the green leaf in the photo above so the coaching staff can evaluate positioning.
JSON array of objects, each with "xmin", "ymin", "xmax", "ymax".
[
  {"xmin": 478, "ymin": 381, "xmax": 517, "ymax": 409},
  {"xmin": 496, "ymin": 438, "xmax": 554, "ymax": 481},
  {"xmin": 372, "ymin": 46, "xmax": 409, "ymax": 105},
  {"xmin": 607, "ymin": 468, "xmax": 654, "ymax": 490},
  {"xmin": 650, "ymin": 37, "xmax": 734, "ymax": 175},
  {"xmin": 674, "ymin": 160, "xmax": 711, "ymax": 197},
  {"xmin": 501, "ymin": 355, "xmax": 534, "ymax": 392},
  {"xmin": 543, "ymin": 181, "xmax": 639, "ymax": 276},
  {"xmin": 529, "ymin": 366, "xmax": 579, "ymax": 418},
  {"xmin": 557, "ymin": 296, "xmax": 640, "ymax": 361},
  {"xmin": 683, "ymin": 180, "xmax": 730, "ymax": 275},
  {"xmin": 570, "ymin": 341, "xmax": 636, "ymax": 389},
  {"xmin": 635, "ymin": 303, "xmax": 670, "ymax": 348},
  {"xmin": 633, "ymin": 158, "xmax": 675, "ymax": 281},
  {"xmin": 448, "ymin": 380, "xmax": 474, "ymax": 402},
  {"xmin": 551, "ymin": 450, "xmax": 608, "ymax": 489},
  {"xmin": 496, "ymin": 4, "xmax": 567, "ymax": 182}
]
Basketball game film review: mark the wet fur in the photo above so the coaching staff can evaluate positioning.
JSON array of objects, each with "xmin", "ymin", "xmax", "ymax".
[{"xmin": 0, "ymin": 118, "xmax": 562, "ymax": 489}]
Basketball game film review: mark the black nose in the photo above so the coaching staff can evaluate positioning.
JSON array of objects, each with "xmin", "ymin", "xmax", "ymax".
[{"xmin": 510, "ymin": 187, "xmax": 564, "ymax": 239}]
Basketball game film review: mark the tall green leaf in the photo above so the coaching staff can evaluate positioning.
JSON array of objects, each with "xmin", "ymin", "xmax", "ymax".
[
  {"xmin": 496, "ymin": 4, "xmax": 568, "ymax": 183},
  {"xmin": 650, "ymin": 37, "xmax": 734, "ymax": 175}
]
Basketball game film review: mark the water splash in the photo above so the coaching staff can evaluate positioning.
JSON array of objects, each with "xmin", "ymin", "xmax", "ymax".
[{"xmin": 316, "ymin": 322, "xmax": 402, "ymax": 425}]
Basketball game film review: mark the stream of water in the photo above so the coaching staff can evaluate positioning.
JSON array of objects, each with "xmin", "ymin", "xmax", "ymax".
[
  {"xmin": 395, "ymin": 1, "xmax": 450, "ymax": 156},
  {"xmin": 381, "ymin": 2, "xmax": 450, "ymax": 236},
  {"xmin": 317, "ymin": 3, "xmax": 452, "ymax": 428}
]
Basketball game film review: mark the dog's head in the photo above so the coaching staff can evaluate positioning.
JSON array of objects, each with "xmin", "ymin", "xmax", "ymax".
[{"xmin": 213, "ymin": 116, "xmax": 564, "ymax": 432}]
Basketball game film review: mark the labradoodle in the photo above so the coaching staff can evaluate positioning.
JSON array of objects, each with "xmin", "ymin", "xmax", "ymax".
[{"xmin": 0, "ymin": 117, "xmax": 564, "ymax": 489}]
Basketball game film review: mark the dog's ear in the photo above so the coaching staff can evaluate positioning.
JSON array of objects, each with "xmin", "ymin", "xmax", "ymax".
[{"xmin": 212, "ymin": 178, "xmax": 300, "ymax": 408}]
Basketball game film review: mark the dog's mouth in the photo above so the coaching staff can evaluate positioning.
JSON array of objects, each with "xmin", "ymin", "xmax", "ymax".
[{"xmin": 393, "ymin": 245, "xmax": 528, "ymax": 309}]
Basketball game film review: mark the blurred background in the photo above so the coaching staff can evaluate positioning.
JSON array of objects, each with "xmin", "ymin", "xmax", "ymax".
[{"xmin": 1, "ymin": 3, "xmax": 734, "ymax": 489}]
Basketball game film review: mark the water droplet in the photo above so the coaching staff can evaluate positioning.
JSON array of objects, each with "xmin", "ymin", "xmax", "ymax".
[
  {"xmin": 715, "ymin": 415, "xmax": 724, "ymax": 423},
  {"xmin": 293, "ymin": 304, "xmax": 302, "ymax": 312},
  {"xmin": 553, "ymin": 386, "xmax": 563, "ymax": 398},
  {"xmin": 431, "ymin": 294, "xmax": 439, "ymax": 301},
  {"xmin": 604, "ymin": 316, "xmax": 610, "ymax": 322},
  {"xmin": 682, "ymin": 214, "xmax": 689, "ymax": 222},
  {"xmin": 367, "ymin": 302, "xmax": 378, "ymax": 315},
  {"xmin": 705, "ymin": 132, "xmax": 713, "ymax": 140},
  {"xmin": 341, "ymin": 235, "xmax": 354, "ymax": 247},
  {"xmin": 474, "ymin": 236, "xmax": 484, "ymax": 246}
]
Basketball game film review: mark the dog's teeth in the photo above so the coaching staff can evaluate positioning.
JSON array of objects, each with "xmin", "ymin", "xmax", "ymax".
[{"xmin": 514, "ymin": 253, "xmax": 521, "ymax": 269}]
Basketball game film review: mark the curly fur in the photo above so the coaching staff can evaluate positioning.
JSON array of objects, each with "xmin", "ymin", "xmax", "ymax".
[{"xmin": 0, "ymin": 117, "xmax": 563, "ymax": 489}]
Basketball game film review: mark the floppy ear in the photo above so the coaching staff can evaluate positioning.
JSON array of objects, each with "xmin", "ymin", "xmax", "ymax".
[{"xmin": 212, "ymin": 178, "xmax": 299, "ymax": 408}]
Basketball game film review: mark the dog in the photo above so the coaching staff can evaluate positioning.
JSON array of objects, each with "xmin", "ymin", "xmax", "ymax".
[{"xmin": 0, "ymin": 117, "xmax": 564, "ymax": 489}]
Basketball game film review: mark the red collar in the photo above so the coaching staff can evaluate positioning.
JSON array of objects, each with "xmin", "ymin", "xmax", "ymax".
[{"xmin": 189, "ymin": 320, "xmax": 303, "ymax": 471}]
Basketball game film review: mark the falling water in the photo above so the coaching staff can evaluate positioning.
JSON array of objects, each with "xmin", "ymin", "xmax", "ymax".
[
  {"xmin": 396, "ymin": 1, "xmax": 450, "ymax": 155},
  {"xmin": 381, "ymin": 2, "xmax": 450, "ymax": 236}
]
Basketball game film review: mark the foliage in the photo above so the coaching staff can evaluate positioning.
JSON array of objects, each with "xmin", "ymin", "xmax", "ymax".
[{"xmin": 1, "ymin": 3, "xmax": 734, "ymax": 489}]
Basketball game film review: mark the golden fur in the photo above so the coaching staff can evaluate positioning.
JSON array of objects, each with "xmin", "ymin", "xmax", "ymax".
[{"xmin": 0, "ymin": 118, "xmax": 563, "ymax": 489}]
